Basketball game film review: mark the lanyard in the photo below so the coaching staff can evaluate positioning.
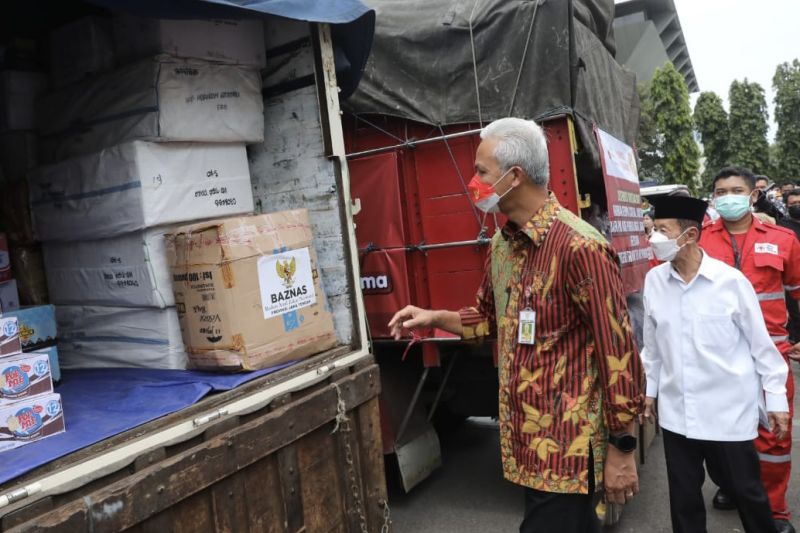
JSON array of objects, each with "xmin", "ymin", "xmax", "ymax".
[{"xmin": 726, "ymin": 228, "xmax": 747, "ymax": 270}]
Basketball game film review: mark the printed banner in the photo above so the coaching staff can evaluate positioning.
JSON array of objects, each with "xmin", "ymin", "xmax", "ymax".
[{"xmin": 595, "ymin": 128, "xmax": 651, "ymax": 293}]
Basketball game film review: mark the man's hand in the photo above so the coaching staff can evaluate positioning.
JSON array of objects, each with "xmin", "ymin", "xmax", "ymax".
[
  {"xmin": 604, "ymin": 444, "xmax": 639, "ymax": 505},
  {"xmin": 788, "ymin": 342, "xmax": 800, "ymax": 362},
  {"xmin": 639, "ymin": 397, "xmax": 656, "ymax": 425},
  {"xmin": 388, "ymin": 306, "xmax": 438, "ymax": 340},
  {"xmin": 768, "ymin": 411, "xmax": 790, "ymax": 440}
]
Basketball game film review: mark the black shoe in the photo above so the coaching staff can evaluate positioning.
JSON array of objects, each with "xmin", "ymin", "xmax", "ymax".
[
  {"xmin": 712, "ymin": 489, "xmax": 736, "ymax": 511},
  {"xmin": 775, "ymin": 519, "xmax": 796, "ymax": 533}
]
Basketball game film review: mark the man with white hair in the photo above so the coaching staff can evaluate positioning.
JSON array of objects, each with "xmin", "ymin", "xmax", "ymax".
[{"xmin": 388, "ymin": 118, "xmax": 645, "ymax": 532}]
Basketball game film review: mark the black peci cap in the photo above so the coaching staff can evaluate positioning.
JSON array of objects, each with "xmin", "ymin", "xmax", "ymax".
[{"xmin": 651, "ymin": 196, "xmax": 707, "ymax": 224}]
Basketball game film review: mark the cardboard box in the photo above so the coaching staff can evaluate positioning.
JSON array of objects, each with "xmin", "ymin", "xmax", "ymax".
[
  {"xmin": 0, "ymin": 233, "xmax": 10, "ymax": 283},
  {"xmin": 33, "ymin": 346, "xmax": 61, "ymax": 383},
  {"xmin": 167, "ymin": 210, "xmax": 337, "ymax": 371},
  {"xmin": 0, "ymin": 317, "xmax": 21, "ymax": 357},
  {"xmin": 50, "ymin": 16, "xmax": 115, "ymax": 88},
  {"xmin": 0, "ymin": 179, "xmax": 35, "ymax": 245},
  {"xmin": 44, "ymin": 229, "xmax": 173, "ymax": 307},
  {"xmin": 0, "ymin": 351, "xmax": 53, "ymax": 406},
  {"xmin": 0, "ymin": 279, "xmax": 20, "ymax": 313},
  {"xmin": 3, "ymin": 305, "xmax": 56, "ymax": 352},
  {"xmin": 0, "ymin": 70, "xmax": 48, "ymax": 132},
  {"xmin": 38, "ymin": 56, "xmax": 263, "ymax": 162},
  {"xmin": 0, "ymin": 131, "xmax": 38, "ymax": 181},
  {"xmin": 10, "ymin": 245, "xmax": 48, "ymax": 306},
  {"xmin": 114, "ymin": 16, "xmax": 266, "ymax": 68},
  {"xmin": 0, "ymin": 393, "xmax": 64, "ymax": 452},
  {"xmin": 57, "ymin": 305, "xmax": 187, "ymax": 369},
  {"xmin": 30, "ymin": 141, "xmax": 254, "ymax": 241}
]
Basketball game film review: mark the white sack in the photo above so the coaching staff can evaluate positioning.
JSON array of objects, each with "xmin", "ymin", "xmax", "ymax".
[
  {"xmin": 39, "ymin": 55, "xmax": 264, "ymax": 161},
  {"xmin": 50, "ymin": 16, "xmax": 115, "ymax": 88},
  {"xmin": 0, "ymin": 131, "xmax": 37, "ymax": 180},
  {"xmin": 57, "ymin": 305, "xmax": 187, "ymax": 369},
  {"xmin": 44, "ymin": 228, "xmax": 173, "ymax": 308},
  {"xmin": 114, "ymin": 16, "xmax": 266, "ymax": 68},
  {"xmin": 0, "ymin": 71, "xmax": 48, "ymax": 132},
  {"xmin": 30, "ymin": 141, "xmax": 255, "ymax": 241}
]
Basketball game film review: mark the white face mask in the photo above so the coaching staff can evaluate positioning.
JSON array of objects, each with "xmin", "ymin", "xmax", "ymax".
[{"xmin": 649, "ymin": 229, "xmax": 689, "ymax": 262}]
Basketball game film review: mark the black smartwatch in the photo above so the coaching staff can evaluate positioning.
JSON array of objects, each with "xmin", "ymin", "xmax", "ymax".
[{"xmin": 608, "ymin": 433, "xmax": 637, "ymax": 453}]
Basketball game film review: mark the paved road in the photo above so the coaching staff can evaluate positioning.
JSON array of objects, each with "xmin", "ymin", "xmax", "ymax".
[{"xmin": 390, "ymin": 384, "xmax": 800, "ymax": 532}]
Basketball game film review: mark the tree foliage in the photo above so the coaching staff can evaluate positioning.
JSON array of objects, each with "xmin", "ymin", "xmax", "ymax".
[
  {"xmin": 648, "ymin": 62, "xmax": 700, "ymax": 192},
  {"xmin": 773, "ymin": 59, "xmax": 800, "ymax": 179},
  {"xmin": 728, "ymin": 79, "xmax": 770, "ymax": 174},
  {"xmin": 693, "ymin": 91, "xmax": 730, "ymax": 193},
  {"xmin": 635, "ymin": 82, "xmax": 665, "ymax": 182}
]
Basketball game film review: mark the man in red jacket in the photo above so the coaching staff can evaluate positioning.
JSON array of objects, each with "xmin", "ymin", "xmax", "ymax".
[{"xmin": 700, "ymin": 166, "xmax": 800, "ymax": 533}]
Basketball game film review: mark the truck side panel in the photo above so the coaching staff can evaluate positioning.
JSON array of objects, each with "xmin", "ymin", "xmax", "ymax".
[{"xmin": 4, "ymin": 364, "xmax": 386, "ymax": 533}]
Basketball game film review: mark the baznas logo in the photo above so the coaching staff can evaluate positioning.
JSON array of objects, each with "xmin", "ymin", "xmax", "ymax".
[{"xmin": 276, "ymin": 257, "xmax": 297, "ymax": 287}]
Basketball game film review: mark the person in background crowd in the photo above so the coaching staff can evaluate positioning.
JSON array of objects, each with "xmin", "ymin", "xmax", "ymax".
[
  {"xmin": 779, "ymin": 189, "xmax": 800, "ymax": 345},
  {"xmin": 700, "ymin": 166, "xmax": 800, "ymax": 533},
  {"xmin": 643, "ymin": 209, "xmax": 654, "ymax": 237},
  {"xmin": 756, "ymin": 175, "xmax": 771, "ymax": 192},
  {"xmin": 642, "ymin": 194, "xmax": 789, "ymax": 533},
  {"xmin": 780, "ymin": 182, "xmax": 797, "ymax": 202},
  {"xmin": 780, "ymin": 189, "xmax": 800, "ymax": 241},
  {"xmin": 752, "ymin": 175, "xmax": 785, "ymax": 222},
  {"xmin": 388, "ymin": 117, "xmax": 645, "ymax": 533}
]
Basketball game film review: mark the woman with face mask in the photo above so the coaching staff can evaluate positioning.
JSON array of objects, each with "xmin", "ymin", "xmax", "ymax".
[{"xmin": 642, "ymin": 194, "xmax": 789, "ymax": 533}]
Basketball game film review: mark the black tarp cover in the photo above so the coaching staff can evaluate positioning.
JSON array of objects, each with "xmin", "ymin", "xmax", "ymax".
[{"xmin": 344, "ymin": 0, "xmax": 639, "ymax": 168}]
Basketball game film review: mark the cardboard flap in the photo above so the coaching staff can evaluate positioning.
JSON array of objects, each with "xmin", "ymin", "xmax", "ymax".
[{"xmin": 167, "ymin": 210, "xmax": 314, "ymax": 267}]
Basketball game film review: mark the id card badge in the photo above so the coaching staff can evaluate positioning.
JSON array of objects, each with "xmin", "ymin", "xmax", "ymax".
[{"xmin": 518, "ymin": 308, "xmax": 536, "ymax": 345}]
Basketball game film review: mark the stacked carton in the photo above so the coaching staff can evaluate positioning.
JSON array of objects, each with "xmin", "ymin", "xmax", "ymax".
[
  {"xmin": 28, "ymin": 16, "xmax": 267, "ymax": 370},
  {"xmin": 0, "ymin": 64, "xmax": 49, "ymax": 312},
  {"xmin": 0, "ymin": 232, "xmax": 60, "ymax": 380},
  {"xmin": 0, "ymin": 316, "xmax": 65, "ymax": 452}
]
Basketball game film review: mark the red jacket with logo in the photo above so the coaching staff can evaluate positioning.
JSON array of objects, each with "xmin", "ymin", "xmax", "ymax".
[{"xmin": 700, "ymin": 215, "xmax": 800, "ymax": 343}]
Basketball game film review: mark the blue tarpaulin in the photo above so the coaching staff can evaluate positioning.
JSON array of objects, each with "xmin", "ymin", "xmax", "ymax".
[{"xmin": 0, "ymin": 365, "xmax": 294, "ymax": 485}]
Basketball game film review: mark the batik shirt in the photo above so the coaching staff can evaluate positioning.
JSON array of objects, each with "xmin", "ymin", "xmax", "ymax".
[{"xmin": 459, "ymin": 193, "xmax": 645, "ymax": 494}]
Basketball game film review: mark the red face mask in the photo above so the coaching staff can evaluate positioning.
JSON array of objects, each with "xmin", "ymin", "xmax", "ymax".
[{"xmin": 467, "ymin": 168, "xmax": 513, "ymax": 213}]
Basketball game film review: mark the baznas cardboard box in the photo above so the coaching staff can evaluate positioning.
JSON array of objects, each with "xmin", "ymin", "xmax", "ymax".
[
  {"xmin": 167, "ymin": 210, "xmax": 337, "ymax": 371},
  {"xmin": 0, "ymin": 393, "xmax": 65, "ymax": 452},
  {"xmin": 0, "ymin": 317, "xmax": 21, "ymax": 357},
  {"xmin": 0, "ymin": 351, "xmax": 53, "ymax": 406}
]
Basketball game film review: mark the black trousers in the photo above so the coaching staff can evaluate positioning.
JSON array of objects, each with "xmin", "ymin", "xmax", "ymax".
[
  {"xmin": 519, "ymin": 450, "xmax": 601, "ymax": 533},
  {"xmin": 662, "ymin": 428, "xmax": 777, "ymax": 533}
]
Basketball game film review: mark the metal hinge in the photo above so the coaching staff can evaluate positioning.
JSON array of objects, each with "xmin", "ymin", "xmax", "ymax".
[
  {"xmin": 192, "ymin": 408, "xmax": 229, "ymax": 427},
  {"xmin": 0, "ymin": 482, "xmax": 42, "ymax": 508}
]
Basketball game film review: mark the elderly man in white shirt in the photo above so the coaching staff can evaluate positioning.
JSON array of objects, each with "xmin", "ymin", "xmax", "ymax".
[{"xmin": 642, "ymin": 195, "xmax": 790, "ymax": 533}]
